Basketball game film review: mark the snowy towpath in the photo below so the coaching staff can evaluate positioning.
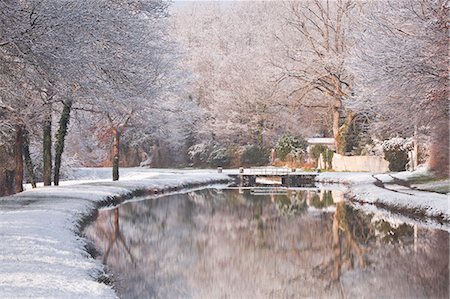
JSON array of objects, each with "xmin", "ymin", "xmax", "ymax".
[
  {"xmin": 0, "ymin": 168, "xmax": 230, "ymax": 299},
  {"xmin": 318, "ymin": 170, "xmax": 450, "ymax": 225}
]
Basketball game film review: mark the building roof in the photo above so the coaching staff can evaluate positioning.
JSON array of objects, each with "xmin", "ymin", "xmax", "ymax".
[{"xmin": 306, "ymin": 138, "xmax": 335, "ymax": 145}]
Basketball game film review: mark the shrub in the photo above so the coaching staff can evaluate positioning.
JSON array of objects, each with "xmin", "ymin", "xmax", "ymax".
[
  {"xmin": 285, "ymin": 148, "xmax": 306, "ymax": 164},
  {"xmin": 310, "ymin": 145, "xmax": 334, "ymax": 169},
  {"xmin": 382, "ymin": 137, "xmax": 412, "ymax": 171},
  {"xmin": 275, "ymin": 197, "xmax": 307, "ymax": 217},
  {"xmin": 384, "ymin": 149, "xmax": 408, "ymax": 171},
  {"xmin": 275, "ymin": 135, "xmax": 308, "ymax": 161},
  {"xmin": 188, "ymin": 143, "xmax": 211, "ymax": 167},
  {"xmin": 225, "ymin": 145, "xmax": 241, "ymax": 168},
  {"xmin": 240, "ymin": 145, "xmax": 269, "ymax": 166},
  {"xmin": 207, "ymin": 147, "xmax": 231, "ymax": 167},
  {"xmin": 310, "ymin": 191, "xmax": 334, "ymax": 209}
]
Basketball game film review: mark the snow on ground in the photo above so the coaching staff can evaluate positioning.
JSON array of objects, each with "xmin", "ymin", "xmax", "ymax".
[
  {"xmin": 0, "ymin": 168, "xmax": 230, "ymax": 299},
  {"xmin": 411, "ymin": 179, "xmax": 450, "ymax": 192},
  {"xmin": 391, "ymin": 166, "xmax": 429, "ymax": 180},
  {"xmin": 25, "ymin": 167, "xmax": 236, "ymax": 190},
  {"xmin": 392, "ymin": 167, "xmax": 450, "ymax": 193},
  {"xmin": 318, "ymin": 170, "xmax": 450, "ymax": 223}
]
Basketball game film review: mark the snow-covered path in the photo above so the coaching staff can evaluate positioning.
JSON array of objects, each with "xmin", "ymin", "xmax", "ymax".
[
  {"xmin": 318, "ymin": 171, "xmax": 450, "ymax": 224},
  {"xmin": 0, "ymin": 169, "xmax": 230, "ymax": 298}
]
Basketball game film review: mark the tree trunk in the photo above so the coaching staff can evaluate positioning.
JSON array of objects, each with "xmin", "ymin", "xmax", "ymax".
[
  {"xmin": 256, "ymin": 119, "xmax": 265, "ymax": 147},
  {"xmin": 0, "ymin": 167, "xmax": 15, "ymax": 196},
  {"xmin": 331, "ymin": 203, "xmax": 342, "ymax": 281},
  {"xmin": 43, "ymin": 110, "xmax": 52, "ymax": 186},
  {"xmin": 335, "ymin": 111, "xmax": 356, "ymax": 155},
  {"xmin": 332, "ymin": 98, "xmax": 342, "ymax": 153},
  {"xmin": 429, "ymin": 117, "xmax": 449, "ymax": 177},
  {"xmin": 332, "ymin": 101, "xmax": 341, "ymax": 141},
  {"xmin": 112, "ymin": 128, "xmax": 120, "ymax": 181},
  {"xmin": 54, "ymin": 100, "xmax": 72, "ymax": 186},
  {"xmin": 0, "ymin": 170, "xmax": 6, "ymax": 197},
  {"xmin": 0, "ymin": 140, "xmax": 16, "ymax": 196},
  {"xmin": 5, "ymin": 170, "xmax": 15, "ymax": 195},
  {"xmin": 412, "ymin": 124, "xmax": 418, "ymax": 171},
  {"xmin": 14, "ymin": 125, "xmax": 24, "ymax": 193},
  {"xmin": 22, "ymin": 129, "xmax": 37, "ymax": 188}
]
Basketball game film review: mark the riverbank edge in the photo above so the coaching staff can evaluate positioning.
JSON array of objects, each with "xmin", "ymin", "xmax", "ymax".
[
  {"xmin": 0, "ymin": 172, "xmax": 232, "ymax": 299},
  {"xmin": 76, "ymin": 179, "xmax": 232, "ymax": 249},
  {"xmin": 317, "ymin": 172, "xmax": 450, "ymax": 224},
  {"xmin": 78, "ymin": 176, "xmax": 233, "ymax": 295}
]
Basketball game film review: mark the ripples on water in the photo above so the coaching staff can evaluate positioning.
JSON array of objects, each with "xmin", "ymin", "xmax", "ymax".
[{"xmin": 84, "ymin": 187, "xmax": 449, "ymax": 299}]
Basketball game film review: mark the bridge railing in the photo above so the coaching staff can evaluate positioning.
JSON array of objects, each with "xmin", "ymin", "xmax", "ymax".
[{"xmin": 245, "ymin": 168, "xmax": 292, "ymax": 175}]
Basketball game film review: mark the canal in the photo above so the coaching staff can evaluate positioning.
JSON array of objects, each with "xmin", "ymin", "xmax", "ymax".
[{"xmin": 84, "ymin": 187, "xmax": 449, "ymax": 298}]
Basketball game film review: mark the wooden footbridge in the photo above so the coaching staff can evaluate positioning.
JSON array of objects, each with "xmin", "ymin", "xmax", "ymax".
[{"xmin": 229, "ymin": 168, "xmax": 319, "ymax": 187}]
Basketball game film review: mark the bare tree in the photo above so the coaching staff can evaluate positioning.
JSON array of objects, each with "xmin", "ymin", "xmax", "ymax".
[
  {"xmin": 274, "ymin": 0, "xmax": 356, "ymax": 154},
  {"xmin": 0, "ymin": 0, "xmax": 183, "ymax": 193},
  {"xmin": 349, "ymin": 0, "xmax": 448, "ymax": 176},
  {"xmin": 172, "ymin": 2, "xmax": 324, "ymax": 150}
]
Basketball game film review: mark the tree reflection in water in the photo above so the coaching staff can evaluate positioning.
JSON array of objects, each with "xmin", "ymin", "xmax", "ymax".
[
  {"xmin": 324, "ymin": 201, "xmax": 368, "ymax": 283},
  {"xmin": 84, "ymin": 188, "xmax": 449, "ymax": 299},
  {"xmin": 102, "ymin": 208, "xmax": 135, "ymax": 266}
]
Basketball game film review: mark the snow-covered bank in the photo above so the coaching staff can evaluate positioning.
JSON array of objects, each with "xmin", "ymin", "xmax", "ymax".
[
  {"xmin": 318, "ymin": 171, "xmax": 450, "ymax": 224},
  {"xmin": 0, "ymin": 169, "xmax": 230, "ymax": 299}
]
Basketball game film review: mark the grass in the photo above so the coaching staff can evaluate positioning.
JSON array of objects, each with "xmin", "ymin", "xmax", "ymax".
[
  {"xmin": 431, "ymin": 185, "xmax": 450, "ymax": 194},
  {"xmin": 406, "ymin": 174, "xmax": 441, "ymax": 185},
  {"xmin": 350, "ymin": 196, "xmax": 449, "ymax": 225},
  {"xmin": 409, "ymin": 174, "xmax": 449, "ymax": 194},
  {"xmin": 387, "ymin": 173, "xmax": 449, "ymax": 194}
]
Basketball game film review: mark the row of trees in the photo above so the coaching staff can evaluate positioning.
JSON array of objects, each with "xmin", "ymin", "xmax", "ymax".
[
  {"xmin": 171, "ymin": 0, "xmax": 448, "ymax": 175},
  {"xmin": 171, "ymin": 1, "xmax": 356, "ymax": 155},
  {"xmin": 170, "ymin": 2, "xmax": 334, "ymax": 169},
  {"xmin": 1, "ymin": 0, "xmax": 447, "ymax": 196},
  {"xmin": 0, "ymin": 0, "xmax": 192, "ymax": 196},
  {"xmin": 348, "ymin": 0, "xmax": 448, "ymax": 175}
]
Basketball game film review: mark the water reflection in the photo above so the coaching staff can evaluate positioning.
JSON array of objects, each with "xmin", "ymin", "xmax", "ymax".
[
  {"xmin": 85, "ymin": 188, "xmax": 449, "ymax": 299},
  {"xmin": 102, "ymin": 209, "xmax": 135, "ymax": 265}
]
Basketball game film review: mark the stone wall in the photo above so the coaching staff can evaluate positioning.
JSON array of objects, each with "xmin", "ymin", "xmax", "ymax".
[{"xmin": 332, "ymin": 153, "xmax": 389, "ymax": 173}]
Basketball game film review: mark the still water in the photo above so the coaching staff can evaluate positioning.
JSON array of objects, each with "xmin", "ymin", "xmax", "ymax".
[{"xmin": 84, "ymin": 187, "xmax": 449, "ymax": 299}]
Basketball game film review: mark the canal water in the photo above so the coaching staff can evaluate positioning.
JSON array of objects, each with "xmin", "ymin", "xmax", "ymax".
[{"xmin": 84, "ymin": 187, "xmax": 449, "ymax": 299}]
